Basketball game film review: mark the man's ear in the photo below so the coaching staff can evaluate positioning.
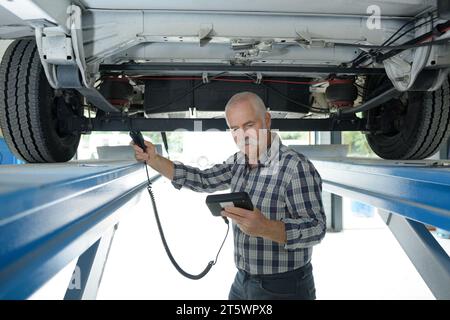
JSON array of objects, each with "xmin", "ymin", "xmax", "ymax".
[{"xmin": 265, "ymin": 112, "xmax": 271, "ymax": 129}]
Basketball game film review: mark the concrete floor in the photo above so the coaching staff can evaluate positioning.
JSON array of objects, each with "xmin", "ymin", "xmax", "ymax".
[{"xmin": 30, "ymin": 177, "xmax": 449, "ymax": 300}]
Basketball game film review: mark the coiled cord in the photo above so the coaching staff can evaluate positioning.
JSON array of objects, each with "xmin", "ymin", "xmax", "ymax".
[{"xmin": 144, "ymin": 164, "xmax": 229, "ymax": 280}]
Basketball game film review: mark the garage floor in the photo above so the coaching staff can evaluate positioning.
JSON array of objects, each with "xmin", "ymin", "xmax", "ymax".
[{"xmin": 30, "ymin": 177, "xmax": 449, "ymax": 300}]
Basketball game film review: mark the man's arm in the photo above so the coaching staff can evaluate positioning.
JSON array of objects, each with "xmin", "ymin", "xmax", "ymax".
[
  {"xmin": 263, "ymin": 220, "xmax": 287, "ymax": 244},
  {"xmin": 147, "ymin": 154, "xmax": 175, "ymax": 180},
  {"xmin": 282, "ymin": 158, "xmax": 326, "ymax": 250},
  {"xmin": 133, "ymin": 140, "xmax": 234, "ymax": 193},
  {"xmin": 170, "ymin": 160, "xmax": 233, "ymax": 193}
]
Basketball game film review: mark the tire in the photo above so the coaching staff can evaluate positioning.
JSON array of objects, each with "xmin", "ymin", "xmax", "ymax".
[
  {"xmin": 0, "ymin": 39, "xmax": 82, "ymax": 163},
  {"xmin": 364, "ymin": 75, "xmax": 450, "ymax": 160}
]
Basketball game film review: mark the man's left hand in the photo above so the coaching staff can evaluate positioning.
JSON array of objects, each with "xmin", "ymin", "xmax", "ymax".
[
  {"xmin": 221, "ymin": 206, "xmax": 269, "ymax": 238},
  {"xmin": 222, "ymin": 206, "xmax": 287, "ymax": 244}
]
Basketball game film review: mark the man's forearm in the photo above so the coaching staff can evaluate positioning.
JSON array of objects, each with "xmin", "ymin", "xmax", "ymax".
[
  {"xmin": 262, "ymin": 220, "xmax": 287, "ymax": 244},
  {"xmin": 146, "ymin": 155, "xmax": 174, "ymax": 180}
]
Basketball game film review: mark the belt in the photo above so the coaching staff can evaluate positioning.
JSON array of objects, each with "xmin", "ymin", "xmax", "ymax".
[{"xmin": 241, "ymin": 261, "xmax": 312, "ymax": 280}]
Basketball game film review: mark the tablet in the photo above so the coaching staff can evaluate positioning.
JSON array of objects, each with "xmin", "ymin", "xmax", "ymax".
[{"xmin": 206, "ymin": 192, "xmax": 254, "ymax": 216}]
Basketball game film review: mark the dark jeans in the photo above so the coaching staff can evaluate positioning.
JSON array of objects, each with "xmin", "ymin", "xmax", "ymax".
[{"xmin": 228, "ymin": 262, "xmax": 316, "ymax": 300}]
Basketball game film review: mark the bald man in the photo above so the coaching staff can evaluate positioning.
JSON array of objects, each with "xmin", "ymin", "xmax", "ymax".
[{"xmin": 133, "ymin": 91, "xmax": 326, "ymax": 300}]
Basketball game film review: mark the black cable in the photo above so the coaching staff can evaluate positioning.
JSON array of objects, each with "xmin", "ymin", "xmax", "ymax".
[
  {"xmin": 349, "ymin": 51, "xmax": 369, "ymax": 67},
  {"xmin": 144, "ymin": 163, "xmax": 229, "ymax": 280},
  {"xmin": 383, "ymin": 18, "xmax": 418, "ymax": 47},
  {"xmin": 350, "ymin": 19, "xmax": 417, "ymax": 67},
  {"xmin": 377, "ymin": 20, "xmax": 450, "ymax": 62},
  {"xmin": 213, "ymin": 218, "xmax": 230, "ymax": 265},
  {"xmin": 350, "ymin": 13, "xmax": 438, "ymax": 67},
  {"xmin": 335, "ymin": 37, "xmax": 449, "ymax": 50},
  {"xmin": 354, "ymin": 82, "xmax": 366, "ymax": 90},
  {"xmin": 354, "ymin": 82, "xmax": 367, "ymax": 97},
  {"xmin": 383, "ymin": 15, "xmax": 438, "ymax": 47},
  {"xmin": 148, "ymin": 72, "xmax": 329, "ymax": 115},
  {"xmin": 146, "ymin": 72, "xmax": 228, "ymax": 112},
  {"xmin": 243, "ymin": 73, "xmax": 329, "ymax": 114}
]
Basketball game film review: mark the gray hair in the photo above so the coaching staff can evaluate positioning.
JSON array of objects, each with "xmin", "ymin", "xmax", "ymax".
[{"xmin": 224, "ymin": 91, "xmax": 267, "ymax": 120}]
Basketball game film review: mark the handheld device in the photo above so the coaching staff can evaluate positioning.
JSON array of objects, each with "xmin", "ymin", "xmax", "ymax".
[
  {"xmin": 206, "ymin": 192, "xmax": 254, "ymax": 216},
  {"xmin": 129, "ymin": 130, "xmax": 147, "ymax": 152}
]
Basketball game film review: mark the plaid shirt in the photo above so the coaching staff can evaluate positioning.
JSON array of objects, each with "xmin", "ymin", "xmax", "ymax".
[{"xmin": 171, "ymin": 133, "xmax": 326, "ymax": 275}]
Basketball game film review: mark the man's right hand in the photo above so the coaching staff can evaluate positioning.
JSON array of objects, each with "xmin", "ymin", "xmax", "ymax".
[
  {"xmin": 132, "ymin": 139, "xmax": 175, "ymax": 180},
  {"xmin": 132, "ymin": 139, "xmax": 158, "ymax": 164}
]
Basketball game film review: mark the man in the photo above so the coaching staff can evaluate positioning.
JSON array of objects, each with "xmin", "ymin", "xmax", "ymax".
[{"xmin": 133, "ymin": 92, "xmax": 326, "ymax": 300}]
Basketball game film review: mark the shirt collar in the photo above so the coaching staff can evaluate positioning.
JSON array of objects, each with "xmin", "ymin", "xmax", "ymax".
[{"xmin": 241, "ymin": 132, "xmax": 281, "ymax": 168}]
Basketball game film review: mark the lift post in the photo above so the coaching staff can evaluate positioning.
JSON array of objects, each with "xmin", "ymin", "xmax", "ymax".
[
  {"xmin": 64, "ymin": 223, "xmax": 118, "ymax": 300},
  {"xmin": 312, "ymin": 158, "xmax": 450, "ymax": 299},
  {"xmin": 0, "ymin": 161, "xmax": 159, "ymax": 300}
]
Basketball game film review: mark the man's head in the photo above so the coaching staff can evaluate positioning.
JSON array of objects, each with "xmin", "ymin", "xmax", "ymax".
[{"xmin": 224, "ymin": 92, "xmax": 271, "ymax": 160}]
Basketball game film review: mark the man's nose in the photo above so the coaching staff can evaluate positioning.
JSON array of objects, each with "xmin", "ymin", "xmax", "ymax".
[
  {"xmin": 244, "ymin": 128, "xmax": 258, "ymax": 137},
  {"xmin": 232, "ymin": 130, "xmax": 245, "ymax": 143}
]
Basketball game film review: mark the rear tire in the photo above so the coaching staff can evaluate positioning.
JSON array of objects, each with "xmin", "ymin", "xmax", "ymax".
[
  {"xmin": 0, "ymin": 39, "xmax": 82, "ymax": 163},
  {"xmin": 364, "ymin": 75, "xmax": 450, "ymax": 160}
]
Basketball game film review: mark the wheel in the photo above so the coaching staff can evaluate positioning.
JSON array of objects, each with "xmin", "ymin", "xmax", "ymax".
[
  {"xmin": 0, "ymin": 39, "xmax": 82, "ymax": 163},
  {"xmin": 363, "ymin": 75, "xmax": 450, "ymax": 160}
]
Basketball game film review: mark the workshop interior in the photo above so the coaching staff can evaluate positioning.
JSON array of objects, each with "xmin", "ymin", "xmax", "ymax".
[{"xmin": 0, "ymin": 0, "xmax": 449, "ymax": 300}]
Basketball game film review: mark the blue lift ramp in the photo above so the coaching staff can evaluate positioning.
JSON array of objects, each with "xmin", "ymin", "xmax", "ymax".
[
  {"xmin": 1, "ymin": 158, "xmax": 449, "ymax": 299},
  {"xmin": 312, "ymin": 158, "xmax": 450, "ymax": 300},
  {"xmin": 0, "ymin": 161, "xmax": 159, "ymax": 300}
]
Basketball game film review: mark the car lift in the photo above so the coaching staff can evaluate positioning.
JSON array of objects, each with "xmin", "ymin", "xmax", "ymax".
[
  {"xmin": 0, "ymin": 158, "xmax": 449, "ymax": 299},
  {"xmin": 0, "ymin": 161, "xmax": 160, "ymax": 299},
  {"xmin": 311, "ymin": 158, "xmax": 450, "ymax": 300}
]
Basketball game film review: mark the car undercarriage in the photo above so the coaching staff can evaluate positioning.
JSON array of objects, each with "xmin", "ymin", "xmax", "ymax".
[{"xmin": 0, "ymin": 0, "xmax": 449, "ymax": 161}]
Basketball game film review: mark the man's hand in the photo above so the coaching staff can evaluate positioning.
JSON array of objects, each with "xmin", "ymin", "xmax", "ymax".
[
  {"xmin": 131, "ymin": 140, "xmax": 158, "ymax": 164},
  {"xmin": 222, "ymin": 207, "xmax": 287, "ymax": 244},
  {"xmin": 131, "ymin": 139, "xmax": 175, "ymax": 180}
]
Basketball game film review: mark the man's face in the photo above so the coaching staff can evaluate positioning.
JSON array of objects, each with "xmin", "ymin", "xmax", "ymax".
[{"xmin": 226, "ymin": 100, "xmax": 270, "ymax": 160}]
